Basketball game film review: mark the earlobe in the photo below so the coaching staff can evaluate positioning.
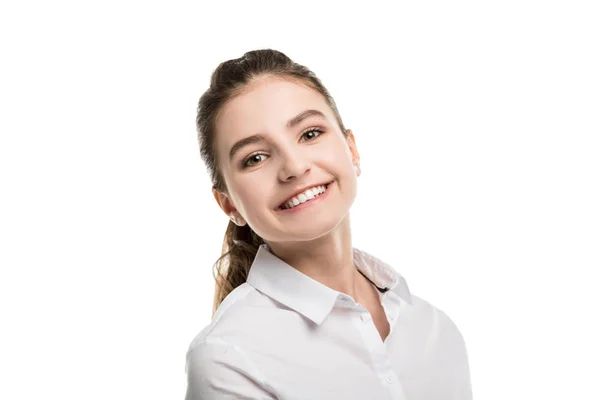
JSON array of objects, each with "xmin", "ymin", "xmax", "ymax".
[{"xmin": 212, "ymin": 188, "xmax": 247, "ymax": 226}]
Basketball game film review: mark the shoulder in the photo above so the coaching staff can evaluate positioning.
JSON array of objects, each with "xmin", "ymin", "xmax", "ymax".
[
  {"xmin": 407, "ymin": 293, "xmax": 469, "ymax": 360},
  {"xmin": 184, "ymin": 336, "xmax": 276, "ymax": 399},
  {"xmin": 186, "ymin": 281, "xmax": 283, "ymax": 354},
  {"xmin": 186, "ymin": 283, "xmax": 256, "ymax": 353},
  {"xmin": 406, "ymin": 294, "xmax": 472, "ymax": 397},
  {"xmin": 410, "ymin": 294, "xmax": 466, "ymax": 336},
  {"xmin": 184, "ymin": 283, "xmax": 277, "ymax": 398}
]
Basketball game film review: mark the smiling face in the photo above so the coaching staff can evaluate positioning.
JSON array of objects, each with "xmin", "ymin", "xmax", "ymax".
[{"xmin": 213, "ymin": 76, "xmax": 360, "ymax": 243}]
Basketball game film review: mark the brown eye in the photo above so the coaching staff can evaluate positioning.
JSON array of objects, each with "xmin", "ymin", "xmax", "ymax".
[
  {"xmin": 300, "ymin": 128, "xmax": 324, "ymax": 142},
  {"xmin": 243, "ymin": 153, "xmax": 267, "ymax": 168}
]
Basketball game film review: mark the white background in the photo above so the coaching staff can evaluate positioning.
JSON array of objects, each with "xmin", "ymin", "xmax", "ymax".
[{"xmin": 1, "ymin": 1, "xmax": 599, "ymax": 399}]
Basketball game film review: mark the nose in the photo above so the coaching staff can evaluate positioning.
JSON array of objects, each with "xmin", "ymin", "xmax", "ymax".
[{"xmin": 277, "ymin": 149, "xmax": 311, "ymax": 182}]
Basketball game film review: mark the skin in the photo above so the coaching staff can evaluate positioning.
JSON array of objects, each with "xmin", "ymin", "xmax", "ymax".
[{"xmin": 212, "ymin": 75, "xmax": 384, "ymax": 314}]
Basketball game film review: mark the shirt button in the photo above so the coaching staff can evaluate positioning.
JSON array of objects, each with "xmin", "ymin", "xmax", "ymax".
[{"xmin": 386, "ymin": 375, "xmax": 395, "ymax": 384}]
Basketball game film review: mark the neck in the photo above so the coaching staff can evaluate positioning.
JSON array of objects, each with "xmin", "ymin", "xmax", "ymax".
[{"xmin": 265, "ymin": 214, "xmax": 372, "ymax": 303}]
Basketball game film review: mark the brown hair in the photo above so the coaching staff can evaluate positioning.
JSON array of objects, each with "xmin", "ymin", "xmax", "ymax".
[{"xmin": 196, "ymin": 49, "xmax": 348, "ymax": 318}]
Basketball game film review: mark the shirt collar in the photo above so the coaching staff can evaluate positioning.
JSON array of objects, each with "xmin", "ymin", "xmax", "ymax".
[{"xmin": 246, "ymin": 244, "xmax": 412, "ymax": 326}]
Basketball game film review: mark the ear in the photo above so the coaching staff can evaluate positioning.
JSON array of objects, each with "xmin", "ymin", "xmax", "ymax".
[
  {"xmin": 345, "ymin": 128, "xmax": 361, "ymax": 166},
  {"xmin": 212, "ymin": 188, "xmax": 246, "ymax": 226}
]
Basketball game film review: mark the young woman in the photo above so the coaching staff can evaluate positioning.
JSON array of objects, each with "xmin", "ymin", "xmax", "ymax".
[{"xmin": 185, "ymin": 49, "xmax": 472, "ymax": 399}]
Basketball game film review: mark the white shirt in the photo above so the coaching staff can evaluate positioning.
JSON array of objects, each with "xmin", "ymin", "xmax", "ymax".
[{"xmin": 185, "ymin": 244, "xmax": 472, "ymax": 399}]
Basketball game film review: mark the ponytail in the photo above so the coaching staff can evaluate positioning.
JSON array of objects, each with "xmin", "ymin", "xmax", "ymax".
[{"xmin": 211, "ymin": 220, "xmax": 264, "ymax": 318}]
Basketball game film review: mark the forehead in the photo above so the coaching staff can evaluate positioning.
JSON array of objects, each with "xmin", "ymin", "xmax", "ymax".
[{"xmin": 215, "ymin": 77, "xmax": 334, "ymax": 147}]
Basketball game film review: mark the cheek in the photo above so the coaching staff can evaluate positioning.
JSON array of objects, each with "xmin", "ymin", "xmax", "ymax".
[
  {"xmin": 235, "ymin": 186, "xmax": 260, "ymax": 210},
  {"xmin": 330, "ymin": 145, "xmax": 355, "ymax": 173},
  {"xmin": 332, "ymin": 136, "xmax": 355, "ymax": 161},
  {"xmin": 232, "ymin": 177, "xmax": 272, "ymax": 213},
  {"xmin": 316, "ymin": 137, "xmax": 352, "ymax": 165}
]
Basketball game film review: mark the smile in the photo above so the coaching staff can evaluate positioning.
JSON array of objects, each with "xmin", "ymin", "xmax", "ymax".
[{"xmin": 277, "ymin": 182, "xmax": 332, "ymax": 211}]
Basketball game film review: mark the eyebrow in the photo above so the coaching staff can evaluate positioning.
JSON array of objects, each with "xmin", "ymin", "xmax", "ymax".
[
  {"xmin": 286, "ymin": 109, "xmax": 327, "ymax": 129},
  {"xmin": 228, "ymin": 134, "xmax": 265, "ymax": 161},
  {"xmin": 228, "ymin": 109, "xmax": 327, "ymax": 161}
]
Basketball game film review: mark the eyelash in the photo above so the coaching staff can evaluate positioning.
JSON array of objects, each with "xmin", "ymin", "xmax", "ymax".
[
  {"xmin": 241, "ymin": 127, "xmax": 325, "ymax": 169},
  {"xmin": 300, "ymin": 127, "xmax": 324, "ymax": 142}
]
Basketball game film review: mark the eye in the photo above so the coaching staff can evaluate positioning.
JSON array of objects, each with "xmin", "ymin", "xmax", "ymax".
[
  {"xmin": 300, "ymin": 128, "xmax": 324, "ymax": 142},
  {"xmin": 242, "ymin": 152, "xmax": 268, "ymax": 168}
]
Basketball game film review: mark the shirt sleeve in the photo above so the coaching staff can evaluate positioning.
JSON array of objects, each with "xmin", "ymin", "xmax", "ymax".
[{"xmin": 184, "ymin": 339, "xmax": 277, "ymax": 400}]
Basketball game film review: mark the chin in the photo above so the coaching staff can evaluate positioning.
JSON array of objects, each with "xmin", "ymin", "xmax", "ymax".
[{"xmin": 276, "ymin": 207, "xmax": 349, "ymax": 242}]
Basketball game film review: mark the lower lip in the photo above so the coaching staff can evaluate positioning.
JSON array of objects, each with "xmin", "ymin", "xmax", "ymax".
[{"xmin": 276, "ymin": 182, "xmax": 334, "ymax": 214}]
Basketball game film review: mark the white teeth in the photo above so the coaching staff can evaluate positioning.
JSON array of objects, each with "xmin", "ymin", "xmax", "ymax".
[{"xmin": 280, "ymin": 184, "xmax": 328, "ymax": 210}]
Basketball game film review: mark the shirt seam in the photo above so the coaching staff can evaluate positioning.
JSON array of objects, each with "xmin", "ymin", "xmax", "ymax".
[
  {"xmin": 203, "ymin": 336, "xmax": 277, "ymax": 396},
  {"xmin": 204, "ymin": 284, "xmax": 254, "ymax": 340}
]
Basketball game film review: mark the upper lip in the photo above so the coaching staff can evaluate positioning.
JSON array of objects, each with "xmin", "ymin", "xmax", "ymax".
[{"xmin": 276, "ymin": 181, "xmax": 332, "ymax": 209}]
